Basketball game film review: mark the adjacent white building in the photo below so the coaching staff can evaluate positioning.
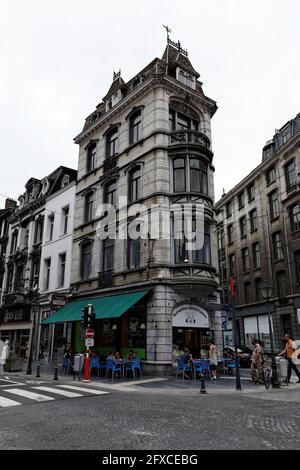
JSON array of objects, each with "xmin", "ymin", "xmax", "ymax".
[{"xmin": 38, "ymin": 168, "xmax": 77, "ymax": 361}]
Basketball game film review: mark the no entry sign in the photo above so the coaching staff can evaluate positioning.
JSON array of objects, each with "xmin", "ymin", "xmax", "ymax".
[{"xmin": 85, "ymin": 328, "xmax": 94, "ymax": 339}]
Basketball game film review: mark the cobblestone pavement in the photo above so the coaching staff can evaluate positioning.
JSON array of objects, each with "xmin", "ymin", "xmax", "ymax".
[{"xmin": 0, "ymin": 371, "xmax": 300, "ymax": 450}]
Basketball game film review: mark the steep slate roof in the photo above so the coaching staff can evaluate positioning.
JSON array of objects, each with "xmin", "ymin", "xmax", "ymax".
[
  {"xmin": 102, "ymin": 76, "xmax": 128, "ymax": 100},
  {"xmin": 161, "ymin": 44, "xmax": 200, "ymax": 78}
]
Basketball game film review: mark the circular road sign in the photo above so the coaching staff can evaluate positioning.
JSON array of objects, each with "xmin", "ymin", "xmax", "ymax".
[{"xmin": 85, "ymin": 328, "xmax": 94, "ymax": 339}]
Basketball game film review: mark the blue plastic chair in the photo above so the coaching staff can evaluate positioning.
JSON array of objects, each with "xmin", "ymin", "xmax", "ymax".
[
  {"xmin": 182, "ymin": 360, "xmax": 193, "ymax": 380},
  {"xmin": 62, "ymin": 357, "xmax": 72, "ymax": 375},
  {"xmin": 90, "ymin": 356, "xmax": 101, "ymax": 376},
  {"xmin": 126, "ymin": 358, "xmax": 142, "ymax": 379},
  {"xmin": 225, "ymin": 358, "xmax": 240, "ymax": 374},
  {"xmin": 175, "ymin": 356, "xmax": 185, "ymax": 379},
  {"xmin": 193, "ymin": 360, "xmax": 211, "ymax": 379},
  {"xmin": 105, "ymin": 357, "xmax": 122, "ymax": 381}
]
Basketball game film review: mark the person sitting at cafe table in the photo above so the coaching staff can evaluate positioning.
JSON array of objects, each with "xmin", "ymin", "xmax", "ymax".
[
  {"xmin": 182, "ymin": 347, "xmax": 193, "ymax": 379},
  {"xmin": 113, "ymin": 351, "xmax": 121, "ymax": 361},
  {"xmin": 126, "ymin": 350, "xmax": 136, "ymax": 361}
]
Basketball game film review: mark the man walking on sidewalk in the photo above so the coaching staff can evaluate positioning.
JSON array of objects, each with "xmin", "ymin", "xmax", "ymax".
[
  {"xmin": 278, "ymin": 334, "xmax": 300, "ymax": 384},
  {"xmin": 250, "ymin": 339, "xmax": 263, "ymax": 384}
]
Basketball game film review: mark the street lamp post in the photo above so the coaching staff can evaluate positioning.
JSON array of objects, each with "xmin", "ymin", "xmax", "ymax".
[{"xmin": 260, "ymin": 281, "xmax": 280, "ymax": 388}]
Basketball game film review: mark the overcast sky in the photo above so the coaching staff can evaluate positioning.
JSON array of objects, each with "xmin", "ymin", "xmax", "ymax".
[{"xmin": 0, "ymin": 0, "xmax": 299, "ymax": 204}]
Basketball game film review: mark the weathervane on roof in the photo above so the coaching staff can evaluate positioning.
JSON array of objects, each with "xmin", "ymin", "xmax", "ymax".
[{"xmin": 162, "ymin": 24, "xmax": 171, "ymax": 41}]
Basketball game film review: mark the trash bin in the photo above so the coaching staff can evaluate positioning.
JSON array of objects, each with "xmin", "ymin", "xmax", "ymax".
[
  {"xmin": 73, "ymin": 354, "xmax": 84, "ymax": 380},
  {"xmin": 275, "ymin": 357, "xmax": 287, "ymax": 384}
]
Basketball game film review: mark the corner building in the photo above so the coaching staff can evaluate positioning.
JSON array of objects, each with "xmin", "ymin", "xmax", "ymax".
[{"xmin": 45, "ymin": 40, "xmax": 221, "ymax": 372}]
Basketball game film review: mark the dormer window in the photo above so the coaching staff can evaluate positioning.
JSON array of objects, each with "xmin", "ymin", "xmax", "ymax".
[
  {"xmin": 107, "ymin": 97, "xmax": 113, "ymax": 110},
  {"xmin": 61, "ymin": 175, "xmax": 70, "ymax": 188},
  {"xmin": 177, "ymin": 69, "xmax": 195, "ymax": 89},
  {"xmin": 132, "ymin": 76, "xmax": 144, "ymax": 89},
  {"xmin": 105, "ymin": 90, "xmax": 122, "ymax": 111}
]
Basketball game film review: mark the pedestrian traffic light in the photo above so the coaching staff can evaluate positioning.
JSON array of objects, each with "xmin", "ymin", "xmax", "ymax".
[
  {"xmin": 89, "ymin": 308, "xmax": 96, "ymax": 328},
  {"xmin": 81, "ymin": 306, "xmax": 89, "ymax": 327}
]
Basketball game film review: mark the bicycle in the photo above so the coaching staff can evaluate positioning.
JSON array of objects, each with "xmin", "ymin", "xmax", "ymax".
[{"xmin": 262, "ymin": 362, "xmax": 272, "ymax": 389}]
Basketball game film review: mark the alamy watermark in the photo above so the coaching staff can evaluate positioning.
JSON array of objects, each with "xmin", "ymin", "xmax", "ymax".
[{"xmin": 96, "ymin": 197, "xmax": 206, "ymax": 251}]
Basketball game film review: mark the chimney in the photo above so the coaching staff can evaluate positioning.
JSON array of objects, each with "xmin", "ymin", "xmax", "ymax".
[{"xmin": 5, "ymin": 198, "xmax": 17, "ymax": 210}]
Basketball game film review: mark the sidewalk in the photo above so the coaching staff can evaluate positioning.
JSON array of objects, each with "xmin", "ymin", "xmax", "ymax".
[{"xmin": 5, "ymin": 361, "xmax": 300, "ymax": 399}]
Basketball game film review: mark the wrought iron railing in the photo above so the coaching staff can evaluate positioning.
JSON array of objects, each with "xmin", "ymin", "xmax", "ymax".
[
  {"xmin": 98, "ymin": 270, "xmax": 114, "ymax": 288},
  {"xmin": 169, "ymin": 130, "xmax": 210, "ymax": 149}
]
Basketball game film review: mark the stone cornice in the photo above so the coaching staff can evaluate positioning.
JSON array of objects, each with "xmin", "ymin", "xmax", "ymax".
[{"xmin": 74, "ymin": 75, "xmax": 217, "ymax": 145}]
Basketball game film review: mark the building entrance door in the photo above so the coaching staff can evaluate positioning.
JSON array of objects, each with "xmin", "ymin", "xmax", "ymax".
[{"xmin": 172, "ymin": 327, "xmax": 212, "ymax": 358}]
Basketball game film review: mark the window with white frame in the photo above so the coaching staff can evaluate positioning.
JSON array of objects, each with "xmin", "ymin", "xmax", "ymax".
[
  {"xmin": 58, "ymin": 252, "xmax": 66, "ymax": 288},
  {"xmin": 62, "ymin": 206, "xmax": 69, "ymax": 235},
  {"xmin": 177, "ymin": 69, "xmax": 195, "ymax": 89},
  {"xmin": 48, "ymin": 213, "xmax": 54, "ymax": 241},
  {"xmin": 44, "ymin": 258, "xmax": 51, "ymax": 291}
]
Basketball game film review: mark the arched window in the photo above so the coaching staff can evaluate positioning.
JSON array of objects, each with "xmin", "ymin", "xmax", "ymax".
[
  {"xmin": 80, "ymin": 242, "xmax": 92, "ymax": 280},
  {"xmin": 86, "ymin": 143, "xmax": 96, "ymax": 172},
  {"xmin": 128, "ymin": 167, "xmax": 141, "ymax": 203},
  {"xmin": 106, "ymin": 127, "xmax": 119, "ymax": 158},
  {"xmin": 129, "ymin": 110, "xmax": 142, "ymax": 145},
  {"xmin": 173, "ymin": 158, "xmax": 186, "ymax": 192},
  {"xmin": 104, "ymin": 180, "xmax": 117, "ymax": 207},
  {"xmin": 190, "ymin": 158, "xmax": 208, "ymax": 194},
  {"xmin": 84, "ymin": 191, "xmax": 94, "ymax": 223}
]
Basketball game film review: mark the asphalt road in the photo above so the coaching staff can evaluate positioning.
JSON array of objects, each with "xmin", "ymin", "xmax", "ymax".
[{"xmin": 0, "ymin": 375, "xmax": 299, "ymax": 450}]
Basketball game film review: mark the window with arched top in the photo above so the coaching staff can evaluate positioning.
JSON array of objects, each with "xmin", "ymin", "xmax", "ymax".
[
  {"xmin": 129, "ymin": 110, "xmax": 142, "ymax": 145},
  {"xmin": 106, "ymin": 127, "xmax": 119, "ymax": 158},
  {"xmin": 86, "ymin": 143, "xmax": 97, "ymax": 172},
  {"xmin": 104, "ymin": 180, "xmax": 117, "ymax": 207},
  {"xmin": 84, "ymin": 191, "xmax": 94, "ymax": 223},
  {"xmin": 128, "ymin": 167, "xmax": 141, "ymax": 203}
]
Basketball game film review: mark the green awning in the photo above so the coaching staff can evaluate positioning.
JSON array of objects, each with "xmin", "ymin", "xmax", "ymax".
[{"xmin": 42, "ymin": 290, "xmax": 150, "ymax": 325}]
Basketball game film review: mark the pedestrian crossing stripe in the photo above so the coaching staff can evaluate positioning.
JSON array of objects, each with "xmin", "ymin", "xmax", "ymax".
[
  {"xmin": 0, "ymin": 384, "xmax": 109, "ymax": 408},
  {"xmin": 33, "ymin": 386, "xmax": 83, "ymax": 398},
  {"xmin": 57, "ymin": 385, "xmax": 109, "ymax": 395},
  {"xmin": 0, "ymin": 395, "xmax": 22, "ymax": 408},
  {"xmin": 4, "ymin": 388, "xmax": 55, "ymax": 402}
]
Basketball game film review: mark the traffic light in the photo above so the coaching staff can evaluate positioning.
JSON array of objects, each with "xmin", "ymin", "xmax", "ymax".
[
  {"xmin": 81, "ymin": 306, "xmax": 89, "ymax": 327},
  {"xmin": 81, "ymin": 305, "xmax": 96, "ymax": 328},
  {"xmin": 89, "ymin": 308, "xmax": 96, "ymax": 328}
]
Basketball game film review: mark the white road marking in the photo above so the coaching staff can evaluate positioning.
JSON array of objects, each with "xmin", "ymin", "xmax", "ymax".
[
  {"xmin": 5, "ymin": 388, "xmax": 55, "ymax": 402},
  {"xmin": 57, "ymin": 385, "xmax": 109, "ymax": 395},
  {"xmin": 0, "ymin": 396, "xmax": 21, "ymax": 408},
  {"xmin": 0, "ymin": 379, "xmax": 24, "ymax": 388},
  {"xmin": 33, "ymin": 386, "xmax": 83, "ymax": 398}
]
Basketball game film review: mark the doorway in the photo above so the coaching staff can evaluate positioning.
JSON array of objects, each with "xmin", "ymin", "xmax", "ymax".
[{"xmin": 173, "ymin": 327, "xmax": 213, "ymax": 358}]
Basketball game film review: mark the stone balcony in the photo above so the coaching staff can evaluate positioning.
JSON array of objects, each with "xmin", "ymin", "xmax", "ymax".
[{"xmin": 168, "ymin": 130, "xmax": 212, "ymax": 158}]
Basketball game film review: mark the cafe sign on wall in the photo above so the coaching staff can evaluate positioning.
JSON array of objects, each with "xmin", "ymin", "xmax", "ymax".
[
  {"xmin": 172, "ymin": 303, "xmax": 209, "ymax": 328},
  {"xmin": 4, "ymin": 308, "xmax": 30, "ymax": 323}
]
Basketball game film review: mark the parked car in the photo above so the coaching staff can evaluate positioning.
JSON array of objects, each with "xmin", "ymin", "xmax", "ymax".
[{"xmin": 223, "ymin": 345, "xmax": 252, "ymax": 367}]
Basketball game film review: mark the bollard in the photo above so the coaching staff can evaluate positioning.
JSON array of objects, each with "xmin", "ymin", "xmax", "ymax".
[
  {"xmin": 53, "ymin": 365, "xmax": 58, "ymax": 380},
  {"xmin": 200, "ymin": 374, "xmax": 207, "ymax": 394},
  {"xmin": 36, "ymin": 364, "xmax": 40, "ymax": 378},
  {"xmin": 26, "ymin": 356, "xmax": 32, "ymax": 375}
]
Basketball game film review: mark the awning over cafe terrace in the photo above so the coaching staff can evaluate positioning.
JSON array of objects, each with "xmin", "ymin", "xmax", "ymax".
[{"xmin": 42, "ymin": 290, "xmax": 150, "ymax": 325}]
